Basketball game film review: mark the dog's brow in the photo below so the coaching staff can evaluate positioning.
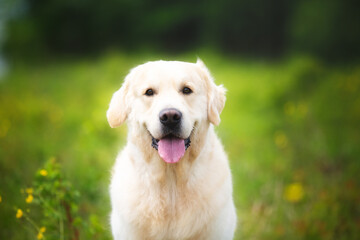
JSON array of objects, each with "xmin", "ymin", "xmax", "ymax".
[
  {"xmin": 182, "ymin": 81, "xmax": 195, "ymax": 91},
  {"xmin": 140, "ymin": 85, "xmax": 157, "ymax": 94}
]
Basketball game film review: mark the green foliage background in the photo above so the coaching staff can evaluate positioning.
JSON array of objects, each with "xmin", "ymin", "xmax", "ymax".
[{"xmin": 1, "ymin": 50, "xmax": 359, "ymax": 239}]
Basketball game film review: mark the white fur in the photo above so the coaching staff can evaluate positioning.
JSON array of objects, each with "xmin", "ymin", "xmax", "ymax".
[{"xmin": 107, "ymin": 60, "xmax": 236, "ymax": 240}]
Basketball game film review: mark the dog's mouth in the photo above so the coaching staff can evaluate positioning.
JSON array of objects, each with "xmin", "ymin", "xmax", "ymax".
[{"xmin": 151, "ymin": 134, "xmax": 191, "ymax": 164}]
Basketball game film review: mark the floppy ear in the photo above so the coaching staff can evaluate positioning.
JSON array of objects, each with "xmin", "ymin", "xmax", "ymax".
[
  {"xmin": 107, "ymin": 81, "xmax": 129, "ymax": 128},
  {"xmin": 208, "ymin": 83, "xmax": 226, "ymax": 125},
  {"xmin": 196, "ymin": 59, "xmax": 226, "ymax": 126}
]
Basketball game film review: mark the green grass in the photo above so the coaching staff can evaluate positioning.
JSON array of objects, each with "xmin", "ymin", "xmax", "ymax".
[{"xmin": 0, "ymin": 51, "xmax": 359, "ymax": 239}]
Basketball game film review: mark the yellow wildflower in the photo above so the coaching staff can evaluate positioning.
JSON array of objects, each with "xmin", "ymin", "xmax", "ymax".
[
  {"xmin": 284, "ymin": 182, "xmax": 304, "ymax": 203},
  {"xmin": 39, "ymin": 169, "xmax": 48, "ymax": 176},
  {"xmin": 25, "ymin": 188, "xmax": 33, "ymax": 194},
  {"xmin": 274, "ymin": 131, "xmax": 288, "ymax": 148},
  {"xmin": 26, "ymin": 194, "xmax": 34, "ymax": 203},
  {"xmin": 0, "ymin": 195, "xmax": 2, "ymax": 203},
  {"xmin": 36, "ymin": 227, "xmax": 46, "ymax": 240},
  {"xmin": 16, "ymin": 209, "xmax": 23, "ymax": 218},
  {"xmin": 37, "ymin": 232, "xmax": 43, "ymax": 240}
]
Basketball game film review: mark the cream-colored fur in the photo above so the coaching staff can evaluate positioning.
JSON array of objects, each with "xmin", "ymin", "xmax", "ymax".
[{"xmin": 107, "ymin": 59, "xmax": 236, "ymax": 240}]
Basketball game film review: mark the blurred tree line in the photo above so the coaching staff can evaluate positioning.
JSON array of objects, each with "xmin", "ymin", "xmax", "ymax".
[{"xmin": 2, "ymin": 0, "xmax": 360, "ymax": 61}]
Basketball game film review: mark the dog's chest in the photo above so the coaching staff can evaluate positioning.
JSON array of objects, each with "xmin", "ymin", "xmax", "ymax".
[{"xmin": 129, "ymin": 177, "xmax": 211, "ymax": 239}]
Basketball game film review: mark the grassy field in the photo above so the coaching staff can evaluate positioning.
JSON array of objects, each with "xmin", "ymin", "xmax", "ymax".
[{"xmin": 0, "ymin": 51, "xmax": 359, "ymax": 239}]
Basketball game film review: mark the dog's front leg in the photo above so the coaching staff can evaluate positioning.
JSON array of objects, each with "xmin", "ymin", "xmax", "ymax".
[{"xmin": 110, "ymin": 209, "xmax": 137, "ymax": 240}]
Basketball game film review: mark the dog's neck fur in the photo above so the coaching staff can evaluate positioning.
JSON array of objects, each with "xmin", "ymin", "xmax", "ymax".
[{"xmin": 127, "ymin": 121, "xmax": 212, "ymax": 185}]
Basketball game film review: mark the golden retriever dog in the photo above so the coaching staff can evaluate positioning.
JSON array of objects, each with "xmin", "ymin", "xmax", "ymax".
[{"xmin": 107, "ymin": 59, "xmax": 236, "ymax": 240}]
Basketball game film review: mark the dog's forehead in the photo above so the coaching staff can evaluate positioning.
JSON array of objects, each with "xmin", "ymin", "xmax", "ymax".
[{"xmin": 131, "ymin": 61, "xmax": 201, "ymax": 85}]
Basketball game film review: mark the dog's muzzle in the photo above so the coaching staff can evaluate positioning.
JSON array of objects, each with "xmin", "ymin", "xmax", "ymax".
[{"xmin": 148, "ymin": 108, "xmax": 192, "ymax": 163}]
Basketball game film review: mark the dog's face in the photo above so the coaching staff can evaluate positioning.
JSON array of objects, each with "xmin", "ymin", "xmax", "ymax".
[{"xmin": 107, "ymin": 60, "xmax": 225, "ymax": 163}]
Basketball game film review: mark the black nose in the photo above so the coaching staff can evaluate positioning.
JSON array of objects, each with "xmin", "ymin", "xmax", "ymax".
[{"xmin": 159, "ymin": 108, "xmax": 182, "ymax": 129}]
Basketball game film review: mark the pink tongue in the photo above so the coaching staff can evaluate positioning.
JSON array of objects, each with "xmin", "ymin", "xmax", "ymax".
[{"xmin": 158, "ymin": 137, "xmax": 185, "ymax": 163}]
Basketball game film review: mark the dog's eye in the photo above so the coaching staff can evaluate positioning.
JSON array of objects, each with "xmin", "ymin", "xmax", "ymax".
[
  {"xmin": 145, "ymin": 89, "xmax": 154, "ymax": 96},
  {"xmin": 182, "ymin": 87, "xmax": 193, "ymax": 95}
]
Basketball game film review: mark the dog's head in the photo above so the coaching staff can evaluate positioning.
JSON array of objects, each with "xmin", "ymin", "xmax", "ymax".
[{"xmin": 107, "ymin": 59, "xmax": 226, "ymax": 163}]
